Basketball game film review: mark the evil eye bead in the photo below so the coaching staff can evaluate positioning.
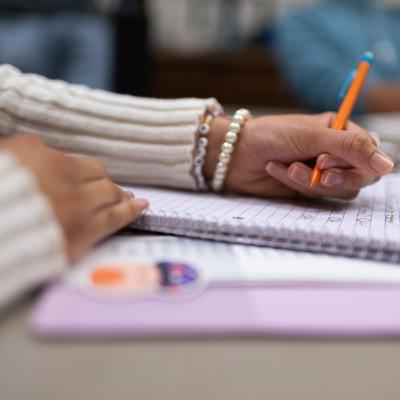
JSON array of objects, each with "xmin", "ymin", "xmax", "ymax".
[
  {"xmin": 197, "ymin": 146, "xmax": 206, "ymax": 158},
  {"xmin": 199, "ymin": 123, "xmax": 211, "ymax": 135},
  {"xmin": 198, "ymin": 137, "xmax": 208, "ymax": 148},
  {"xmin": 194, "ymin": 155, "xmax": 204, "ymax": 166}
]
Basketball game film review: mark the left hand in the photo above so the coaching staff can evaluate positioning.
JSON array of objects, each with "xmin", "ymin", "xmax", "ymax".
[{"xmin": 204, "ymin": 112, "xmax": 392, "ymax": 199}]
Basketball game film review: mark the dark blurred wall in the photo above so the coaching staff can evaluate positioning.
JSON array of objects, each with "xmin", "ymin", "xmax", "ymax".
[
  {"xmin": 113, "ymin": 0, "xmax": 149, "ymax": 96},
  {"xmin": 0, "ymin": 0, "xmax": 96, "ymax": 12}
]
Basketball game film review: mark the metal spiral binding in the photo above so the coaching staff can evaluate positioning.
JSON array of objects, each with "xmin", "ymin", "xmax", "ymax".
[{"xmin": 133, "ymin": 208, "xmax": 400, "ymax": 264}]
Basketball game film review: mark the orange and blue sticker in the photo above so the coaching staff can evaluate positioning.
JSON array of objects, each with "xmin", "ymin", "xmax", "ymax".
[{"xmin": 69, "ymin": 260, "xmax": 205, "ymax": 301}]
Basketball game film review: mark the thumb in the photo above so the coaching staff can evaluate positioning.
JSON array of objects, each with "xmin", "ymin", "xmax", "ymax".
[{"xmin": 315, "ymin": 129, "xmax": 394, "ymax": 175}]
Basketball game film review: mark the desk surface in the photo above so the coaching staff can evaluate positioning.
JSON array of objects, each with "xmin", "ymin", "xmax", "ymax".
[{"xmin": 1, "ymin": 296, "xmax": 400, "ymax": 400}]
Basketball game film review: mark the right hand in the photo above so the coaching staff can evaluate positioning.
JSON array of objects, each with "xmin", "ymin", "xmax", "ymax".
[
  {"xmin": 0, "ymin": 134, "xmax": 149, "ymax": 261},
  {"xmin": 206, "ymin": 113, "xmax": 393, "ymax": 199}
]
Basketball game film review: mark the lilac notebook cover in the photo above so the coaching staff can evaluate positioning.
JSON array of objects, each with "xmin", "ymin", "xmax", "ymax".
[{"xmin": 31, "ymin": 283, "xmax": 400, "ymax": 339}]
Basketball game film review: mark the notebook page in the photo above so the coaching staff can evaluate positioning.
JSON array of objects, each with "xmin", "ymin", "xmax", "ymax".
[
  {"xmin": 70, "ymin": 236, "xmax": 400, "ymax": 285},
  {"xmin": 125, "ymin": 174, "xmax": 400, "ymax": 254}
]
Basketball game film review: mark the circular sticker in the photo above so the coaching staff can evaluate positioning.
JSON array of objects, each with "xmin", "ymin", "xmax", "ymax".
[{"xmin": 67, "ymin": 260, "xmax": 207, "ymax": 302}]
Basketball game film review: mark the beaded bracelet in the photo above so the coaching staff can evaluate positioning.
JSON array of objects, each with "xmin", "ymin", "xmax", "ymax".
[
  {"xmin": 193, "ymin": 111, "xmax": 220, "ymax": 191},
  {"xmin": 211, "ymin": 108, "xmax": 251, "ymax": 192}
]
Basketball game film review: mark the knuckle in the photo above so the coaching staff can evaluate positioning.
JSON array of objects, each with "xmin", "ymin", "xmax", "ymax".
[{"xmin": 342, "ymin": 133, "xmax": 367, "ymax": 154}]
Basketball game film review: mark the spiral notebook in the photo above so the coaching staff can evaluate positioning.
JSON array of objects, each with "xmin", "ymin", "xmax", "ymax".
[{"xmin": 125, "ymin": 174, "xmax": 400, "ymax": 263}]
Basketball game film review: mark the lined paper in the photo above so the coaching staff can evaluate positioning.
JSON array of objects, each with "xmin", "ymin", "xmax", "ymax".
[{"xmin": 124, "ymin": 174, "xmax": 400, "ymax": 261}]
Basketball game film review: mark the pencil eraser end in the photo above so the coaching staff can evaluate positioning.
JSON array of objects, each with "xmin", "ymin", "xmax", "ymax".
[{"xmin": 362, "ymin": 51, "xmax": 374, "ymax": 64}]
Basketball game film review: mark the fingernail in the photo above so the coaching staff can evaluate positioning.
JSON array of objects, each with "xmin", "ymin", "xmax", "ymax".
[
  {"xmin": 266, "ymin": 162, "xmax": 285, "ymax": 178},
  {"xmin": 322, "ymin": 172, "xmax": 344, "ymax": 187},
  {"xmin": 369, "ymin": 151, "xmax": 394, "ymax": 174},
  {"xmin": 135, "ymin": 198, "xmax": 150, "ymax": 210},
  {"xmin": 290, "ymin": 166, "xmax": 309, "ymax": 183}
]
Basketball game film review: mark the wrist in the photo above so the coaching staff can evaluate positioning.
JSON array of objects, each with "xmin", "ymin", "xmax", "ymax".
[{"xmin": 203, "ymin": 115, "xmax": 230, "ymax": 181}]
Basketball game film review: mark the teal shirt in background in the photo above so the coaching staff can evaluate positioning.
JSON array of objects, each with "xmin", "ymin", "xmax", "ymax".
[{"xmin": 273, "ymin": 0, "xmax": 400, "ymax": 113}]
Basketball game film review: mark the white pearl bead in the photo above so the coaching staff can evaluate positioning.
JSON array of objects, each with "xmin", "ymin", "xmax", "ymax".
[
  {"xmin": 221, "ymin": 142, "xmax": 233, "ymax": 154},
  {"xmin": 212, "ymin": 177, "xmax": 221, "ymax": 184},
  {"xmin": 229, "ymin": 121, "xmax": 241, "ymax": 134},
  {"xmin": 213, "ymin": 177, "xmax": 222, "ymax": 186},
  {"xmin": 216, "ymin": 162, "xmax": 227, "ymax": 172},
  {"xmin": 214, "ymin": 169, "xmax": 225, "ymax": 178},
  {"xmin": 237, "ymin": 108, "xmax": 249, "ymax": 117},
  {"xmin": 225, "ymin": 131, "xmax": 237, "ymax": 144},
  {"xmin": 214, "ymin": 171, "xmax": 223, "ymax": 179},
  {"xmin": 219, "ymin": 152, "xmax": 231, "ymax": 164},
  {"xmin": 233, "ymin": 114, "xmax": 245, "ymax": 125}
]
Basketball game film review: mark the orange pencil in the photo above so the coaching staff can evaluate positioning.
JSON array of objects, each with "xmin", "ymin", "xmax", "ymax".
[{"xmin": 310, "ymin": 51, "xmax": 374, "ymax": 188}]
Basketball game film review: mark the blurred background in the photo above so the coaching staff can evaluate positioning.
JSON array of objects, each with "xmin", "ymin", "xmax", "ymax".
[{"xmin": 2, "ymin": 0, "xmax": 400, "ymax": 115}]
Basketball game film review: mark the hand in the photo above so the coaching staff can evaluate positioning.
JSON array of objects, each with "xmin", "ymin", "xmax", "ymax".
[
  {"xmin": 0, "ymin": 135, "xmax": 149, "ymax": 260},
  {"xmin": 205, "ymin": 113, "xmax": 393, "ymax": 199}
]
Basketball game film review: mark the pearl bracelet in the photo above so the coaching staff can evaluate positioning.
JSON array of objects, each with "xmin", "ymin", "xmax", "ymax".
[
  {"xmin": 193, "ymin": 111, "xmax": 220, "ymax": 191},
  {"xmin": 211, "ymin": 108, "xmax": 251, "ymax": 192}
]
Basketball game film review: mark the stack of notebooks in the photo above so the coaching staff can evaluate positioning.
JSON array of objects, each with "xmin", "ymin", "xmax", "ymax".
[{"xmin": 32, "ymin": 174, "xmax": 400, "ymax": 339}]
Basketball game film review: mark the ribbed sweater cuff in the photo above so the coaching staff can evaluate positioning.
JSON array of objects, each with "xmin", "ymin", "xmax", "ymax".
[
  {"xmin": 0, "ymin": 152, "xmax": 67, "ymax": 309},
  {"xmin": 0, "ymin": 64, "xmax": 224, "ymax": 190}
]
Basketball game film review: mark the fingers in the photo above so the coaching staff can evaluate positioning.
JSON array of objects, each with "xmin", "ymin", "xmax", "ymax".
[
  {"xmin": 69, "ymin": 197, "xmax": 149, "ymax": 260},
  {"xmin": 316, "ymin": 147, "xmax": 381, "ymax": 190},
  {"xmin": 80, "ymin": 179, "xmax": 125, "ymax": 215},
  {"xmin": 313, "ymin": 128, "xmax": 394, "ymax": 176},
  {"xmin": 71, "ymin": 155, "xmax": 108, "ymax": 182},
  {"xmin": 89, "ymin": 197, "xmax": 149, "ymax": 242},
  {"xmin": 317, "ymin": 154, "xmax": 352, "ymax": 170},
  {"xmin": 266, "ymin": 161, "xmax": 321, "ymax": 199},
  {"xmin": 266, "ymin": 161, "xmax": 360, "ymax": 200},
  {"xmin": 308, "ymin": 113, "xmax": 376, "ymax": 140},
  {"xmin": 320, "ymin": 168, "xmax": 379, "ymax": 191}
]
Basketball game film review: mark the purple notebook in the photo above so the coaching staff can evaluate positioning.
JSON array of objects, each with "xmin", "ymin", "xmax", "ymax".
[{"xmin": 32, "ymin": 283, "xmax": 400, "ymax": 339}]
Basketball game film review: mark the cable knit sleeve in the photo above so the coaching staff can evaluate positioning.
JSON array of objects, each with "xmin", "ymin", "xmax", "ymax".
[
  {"xmin": 0, "ymin": 64, "xmax": 223, "ymax": 190},
  {"xmin": 0, "ymin": 151, "xmax": 66, "ymax": 309}
]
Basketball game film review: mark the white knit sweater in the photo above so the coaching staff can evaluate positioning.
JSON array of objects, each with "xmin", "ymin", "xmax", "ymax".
[{"xmin": 0, "ymin": 64, "xmax": 222, "ymax": 308}]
